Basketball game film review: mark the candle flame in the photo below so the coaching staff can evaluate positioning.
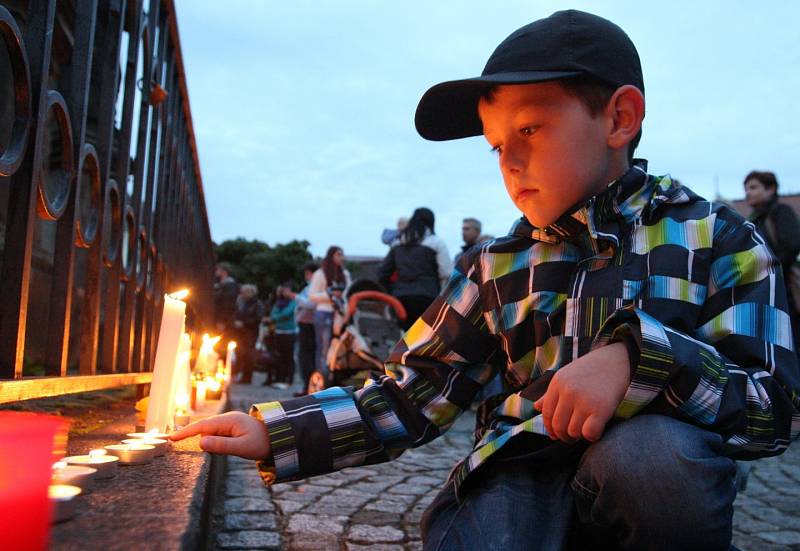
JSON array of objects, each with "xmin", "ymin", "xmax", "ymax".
[
  {"xmin": 49, "ymin": 484, "xmax": 82, "ymax": 499},
  {"xmin": 88, "ymin": 449, "xmax": 107, "ymax": 459},
  {"xmin": 200, "ymin": 334, "xmax": 222, "ymax": 354},
  {"xmin": 227, "ymin": 341, "xmax": 237, "ymax": 350},
  {"xmin": 169, "ymin": 289, "xmax": 190, "ymax": 301},
  {"xmin": 175, "ymin": 391, "xmax": 190, "ymax": 410}
]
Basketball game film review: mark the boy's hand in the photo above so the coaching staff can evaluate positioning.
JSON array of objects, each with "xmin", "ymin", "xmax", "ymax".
[
  {"xmin": 169, "ymin": 411, "xmax": 271, "ymax": 460},
  {"xmin": 533, "ymin": 342, "xmax": 631, "ymax": 443}
]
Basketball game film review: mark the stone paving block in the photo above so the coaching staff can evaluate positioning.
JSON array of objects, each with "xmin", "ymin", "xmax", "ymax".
[
  {"xmin": 347, "ymin": 524, "xmax": 405, "ymax": 543},
  {"xmin": 760, "ymin": 493, "xmax": 800, "ymax": 512},
  {"xmin": 273, "ymin": 490, "xmax": 327, "ymax": 503},
  {"xmin": 224, "ymin": 511, "xmax": 278, "ymax": 530},
  {"xmin": 348, "ymin": 481, "xmax": 395, "ymax": 494},
  {"xmin": 731, "ymin": 534, "xmax": 791, "ymax": 551},
  {"xmin": 308, "ymin": 475, "xmax": 348, "ymax": 487},
  {"xmin": 346, "ymin": 544, "xmax": 404, "ymax": 551},
  {"xmin": 228, "ymin": 471, "xmax": 265, "ymax": 484},
  {"xmin": 387, "ymin": 483, "xmax": 431, "ymax": 496},
  {"xmin": 366, "ymin": 474, "xmax": 406, "ymax": 485},
  {"xmin": 270, "ymin": 482, "xmax": 295, "ymax": 494},
  {"xmin": 302, "ymin": 502, "xmax": 361, "ymax": 516},
  {"xmin": 318, "ymin": 493, "xmax": 372, "ymax": 508},
  {"xmin": 406, "ymin": 540, "xmax": 423, "ymax": 550},
  {"xmin": 351, "ymin": 510, "xmax": 401, "ymax": 525},
  {"xmin": 747, "ymin": 505, "xmax": 800, "ymax": 530},
  {"xmin": 731, "ymin": 511, "xmax": 780, "ymax": 534},
  {"xmin": 226, "ymin": 478, "xmax": 269, "ymax": 498},
  {"xmin": 274, "ymin": 498, "xmax": 306, "ymax": 514},
  {"xmin": 405, "ymin": 475, "xmax": 444, "ymax": 487},
  {"xmin": 287, "ymin": 513, "xmax": 348, "ymax": 535},
  {"xmin": 288, "ymin": 535, "xmax": 340, "ymax": 550},
  {"xmin": 758, "ymin": 531, "xmax": 800, "ymax": 546},
  {"xmin": 216, "ymin": 530, "xmax": 282, "ymax": 550},
  {"xmin": 225, "ymin": 496, "xmax": 275, "ymax": 513},
  {"xmin": 367, "ymin": 499, "xmax": 414, "ymax": 513}
]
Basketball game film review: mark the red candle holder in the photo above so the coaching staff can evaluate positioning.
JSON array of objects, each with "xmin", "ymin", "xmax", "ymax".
[{"xmin": 0, "ymin": 411, "xmax": 69, "ymax": 550}]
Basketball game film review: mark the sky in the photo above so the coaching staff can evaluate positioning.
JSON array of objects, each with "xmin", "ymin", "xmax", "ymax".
[{"xmin": 173, "ymin": 1, "xmax": 800, "ymax": 259}]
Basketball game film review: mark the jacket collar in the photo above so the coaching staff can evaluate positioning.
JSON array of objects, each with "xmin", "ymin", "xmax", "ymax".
[{"xmin": 509, "ymin": 160, "xmax": 695, "ymax": 244}]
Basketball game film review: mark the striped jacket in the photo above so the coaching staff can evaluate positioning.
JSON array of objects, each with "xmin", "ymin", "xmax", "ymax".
[{"xmin": 251, "ymin": 163, "xmax": 800, "ymax": 496}]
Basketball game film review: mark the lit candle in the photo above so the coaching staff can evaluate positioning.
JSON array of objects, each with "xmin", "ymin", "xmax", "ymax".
[
  {"xmin": 146, "ymin": 289, "xmax": 189, "ymax": 433},
  {"xmin": 51, "ymin": 461, "xmax": 97, "ymax": 493},
  {"xmin": 122, "ymin": 438, "xmax": 168, "ymax": 457},
  {"xmin": 63, "ymin": 449, "xmax": 119, "ymax": 479},
  {"xmin": 49, "ymin": 484, "xmax": 82, "ymax": 524},
  {"xmin": 170, "ymin": 333, "xmax": 192, "ymax": 419},
  {"xmin": 174, "ymin": 392, "xmax": 191, "ymax": 428},
  {"xmin": 126, "ymin": 429, "xmax": 171, "ymax": 440},
  {"xmin": 205, "ymin": 376, "xmax": 223, "ymax": 401},
  {"xmin": 104, "ymin": 443, "xmax": 156, "ymax": 465},
  {"xmin": 195, "ymin": 378, "xmax": 207, "ymax": 409},
  {"xmin": 224, "ymin": 341, "xmax": 236, "ymax": 384}
]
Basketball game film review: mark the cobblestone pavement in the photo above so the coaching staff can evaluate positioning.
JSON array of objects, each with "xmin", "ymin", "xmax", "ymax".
[{"xmin": 214, "ymin": 376, "xmax": 800, "ymax": 550}]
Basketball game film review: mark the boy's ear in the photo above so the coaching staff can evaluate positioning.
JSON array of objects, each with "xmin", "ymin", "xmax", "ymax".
[{"xmin": 606, "ymin": 85, "xmax": 645, "ymax": 151}]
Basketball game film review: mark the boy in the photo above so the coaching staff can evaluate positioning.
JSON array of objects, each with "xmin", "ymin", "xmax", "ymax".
[{"xmin": 172, "ymin": 10, "xmax": 800, "ymax": 550}]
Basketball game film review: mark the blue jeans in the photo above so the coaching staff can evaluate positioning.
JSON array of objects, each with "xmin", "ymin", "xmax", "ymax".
[
  {"xmin": 421, "ymin": 415, "xmax": 736, "ymax": 551},
  {"xmin": 313, "ymin": 310, "xmax": 334, "ymax": 376}
]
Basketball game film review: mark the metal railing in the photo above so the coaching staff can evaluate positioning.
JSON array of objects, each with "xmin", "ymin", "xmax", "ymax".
[{"xmin": 0, "ymin": 0, "xmax": 214, "ymax": 402}]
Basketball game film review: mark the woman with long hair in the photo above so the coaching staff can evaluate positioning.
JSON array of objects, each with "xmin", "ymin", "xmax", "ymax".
[
  {"xmin": 308, "ymin": 246, "xmax": 351, "ymax": 375},
  {"xmin": 379, "ymin": 208, "xmax": 452, "ymax": 330}
]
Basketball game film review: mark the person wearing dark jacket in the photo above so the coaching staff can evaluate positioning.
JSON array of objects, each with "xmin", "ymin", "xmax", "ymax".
[
  {"xmin": 214, "ymin": 262, "xmax": 240, "ymax": 338},
  {"xmin": 745, "ymin": 170, "xmax": 800, "ymax": 350},
  {"xmin": 379, "ymin": 208, "xmax": 452, "ymax": 330},
  {"xmin": 234, "ymin": 284, "xmax": 264, "ymax": 384}
]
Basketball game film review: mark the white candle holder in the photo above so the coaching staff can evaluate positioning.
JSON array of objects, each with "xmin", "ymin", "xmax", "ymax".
[
  {"xmin": 52, "ymin": 462, "xmax": 97, "ymax": 493},
  {"xmin": 127, "ymin": 430, "xmax": 170, "ymax": 440},
  {"xmin": 49, "ymin": 484, "xmax": 82, "ymax": 523},
  {"xmin": 64, "ymin": 449, "xmax": 119, "ymax": 479},
  {"xmin": 122, "ymin": 438, "xmax": 168, "ymax": 457},
  {"xmin": 104, "ymin": 443, "xmax": 156, "ymax": 465}
]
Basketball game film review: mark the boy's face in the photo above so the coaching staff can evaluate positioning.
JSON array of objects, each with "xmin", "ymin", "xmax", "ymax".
[{"xmin": 479, "ymin": 82, "xmax": 615, "ymax": 228}]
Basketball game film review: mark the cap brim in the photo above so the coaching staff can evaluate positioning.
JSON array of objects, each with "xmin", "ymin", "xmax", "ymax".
[{"xmin": 414, "ymin": 70, "xmax": 583, "ymax": 141}]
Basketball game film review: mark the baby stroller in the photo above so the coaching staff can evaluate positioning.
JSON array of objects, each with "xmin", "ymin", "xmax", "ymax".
[{"xmin": 307, "ymin": 280, "xmax": 407, "ymax": 394}]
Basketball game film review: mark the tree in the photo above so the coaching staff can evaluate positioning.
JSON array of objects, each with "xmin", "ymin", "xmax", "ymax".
[{"xmin": 215, "ymin": 238, "xmax": 313, "ymax": 300}]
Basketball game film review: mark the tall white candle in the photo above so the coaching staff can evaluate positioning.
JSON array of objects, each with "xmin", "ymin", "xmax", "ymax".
[
  {"xmin": 170, "ymin": 333, "xmax": 192, "ymax": 418},
  {"xmin": 224, "ymin": 341, "xmax": 236, "ymax": 384},
  {"xmin": 146, "ymin": 290, "xmax": 188, "ymax": 432}
]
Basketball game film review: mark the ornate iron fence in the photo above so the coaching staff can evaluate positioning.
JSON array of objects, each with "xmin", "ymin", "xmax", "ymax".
[{"xmin": 0, "ymin": 0, "xmax": 214, "ymax": 402}]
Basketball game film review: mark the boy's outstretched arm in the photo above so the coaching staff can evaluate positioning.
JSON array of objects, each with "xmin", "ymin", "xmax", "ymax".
[{"xmin": 170, "ymin": 411, "xmax": 271, "ymax": 460}]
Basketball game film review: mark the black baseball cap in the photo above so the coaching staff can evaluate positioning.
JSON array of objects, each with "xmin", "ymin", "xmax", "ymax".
[{"xmin": 415, "ymin": 10, "xmax": 644, "ymax": 141}]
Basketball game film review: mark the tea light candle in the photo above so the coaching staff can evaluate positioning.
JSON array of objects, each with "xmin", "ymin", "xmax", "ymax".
[
  {"xmin": 63, "ymin": 449, "xmax": 119, "ymax": 479},
  {"xmin": 104, "ymin": 443, "xmax": 155, "ymax": 465},
  {"xmin": 51, "ymin": 461, "xmax": 97, "ymax": 493},
  {"xmin": 127, "ymin": 428, "xmax": 170, "ymax": 440},
  {"xmin": 174, "ymin": 410, "xmax": 191, "ymax": 429},
  {"xmin": 205, "ymin": 377, "xmax": 222, "ymax": 400},
  {"xmin": 122, "ymin": 438, "xmax": 168, "ymax": 457},
  {"xmin": 49, "ymin": 484, "xmax": 82, "ymax": 523}
]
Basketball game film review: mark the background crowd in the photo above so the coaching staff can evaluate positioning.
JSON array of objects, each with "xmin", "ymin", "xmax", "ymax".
[{"xmin": 212, "ymin": 170, "xmax": 800, "ymax": 395}]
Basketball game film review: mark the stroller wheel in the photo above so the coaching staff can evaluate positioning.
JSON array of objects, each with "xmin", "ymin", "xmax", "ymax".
[{"xmin": 307, "ymin": 371, "xmax": 327, "ymax": 394}]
